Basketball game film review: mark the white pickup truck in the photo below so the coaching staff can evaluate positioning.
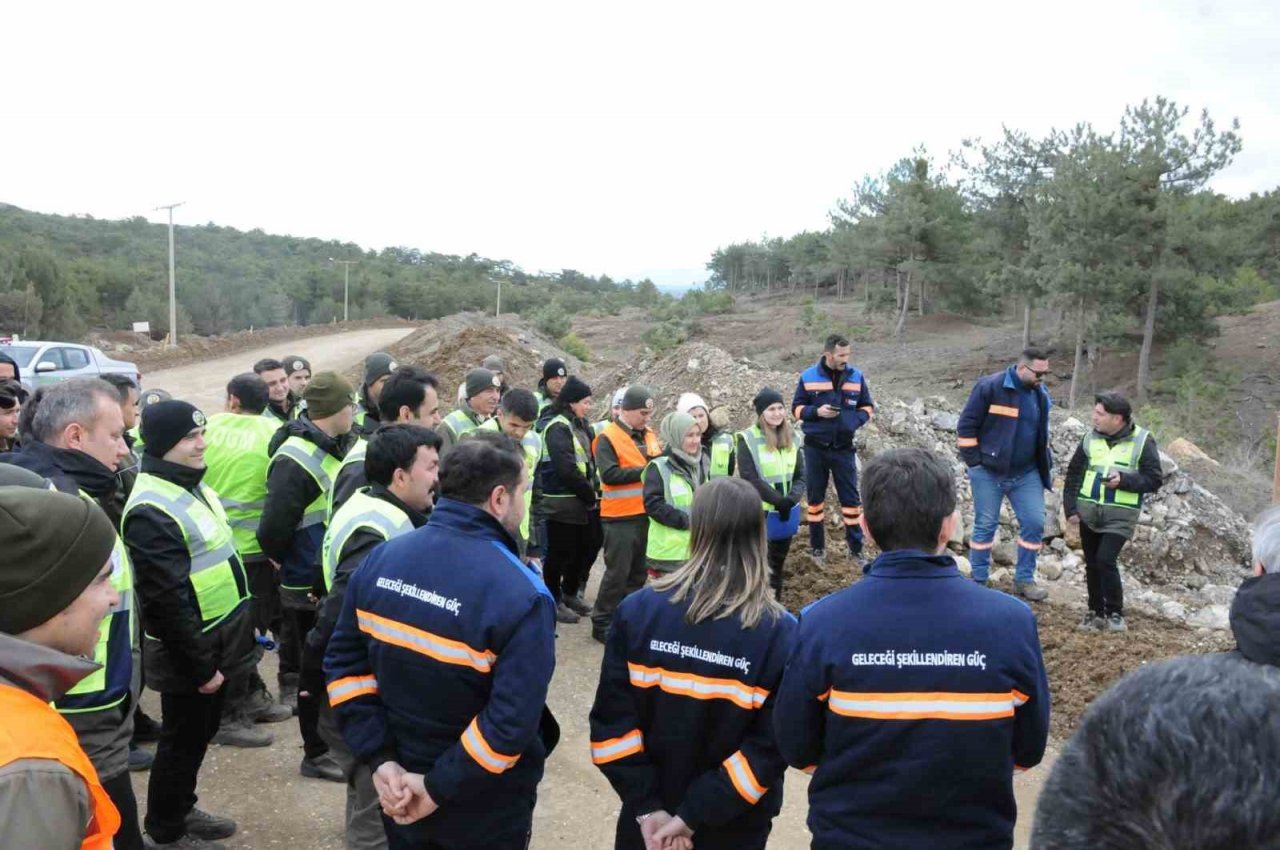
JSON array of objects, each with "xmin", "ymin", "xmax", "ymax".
[{"xmin": 0, "ymin": 337, "xmax": 141, "ymax": 390}]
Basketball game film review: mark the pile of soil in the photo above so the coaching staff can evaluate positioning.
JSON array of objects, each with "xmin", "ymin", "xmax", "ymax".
[{"xmin": 779, "ymin": 542, "xmax": 1234, "ymax": 739}]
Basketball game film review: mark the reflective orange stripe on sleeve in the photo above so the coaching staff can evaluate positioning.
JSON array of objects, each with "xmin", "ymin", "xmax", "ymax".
[
  {"xmin": 326, "ymin": 675, "xmax": 378, "ymax": 706},
  {"xmin": 957, "ymin": 437, "xmax": 979, "ymax": 447},
  {"xmin": 988, "ymin": 404, "xmax": 1019, "ymax": 418},
  {"xmin": 356, "ymin": 609, "xmax": 496, "ymax": 673},
  {"xmin": 793, "ymin": 406, "xmax": 806, "ymax": 420},
  {"xmin": 591, "ymin": 729, "xmax": 644, "ymax": 764},
  {"xmin": 801, "ymin": 764, "xmax": 817, "ymax": 775},
  {"xmin": 827, "ymin": 690, "xmax": 1025, "ymax": 721},
  {"xmin": 841, "ymin": 382, "xmax": 862, "ymax": 392},
  {"xmin": 724, "ymin": 751, "xmax": 767, "ymax": 804},
  {"xmin": 461, "ymin": 718, "xmax": 520, "ymax": 774},
  {"xmin": 627, "ymin": 663, "xmax": 769, "ymax": 710}
]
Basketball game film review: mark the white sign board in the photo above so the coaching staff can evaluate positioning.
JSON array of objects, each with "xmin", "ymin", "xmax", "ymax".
[{"xmin": 132, "ymin": 321, "xmax": 151, "ymax": 333}]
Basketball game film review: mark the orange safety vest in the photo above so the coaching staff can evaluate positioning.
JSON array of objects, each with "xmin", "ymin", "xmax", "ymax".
[
  {"xmin": 0, "ymin": 682, "xmax": 121, "ymax": 849},
  {"xmin": 596, "ymin": 422, "xmax": 662, "ymax": 518}
]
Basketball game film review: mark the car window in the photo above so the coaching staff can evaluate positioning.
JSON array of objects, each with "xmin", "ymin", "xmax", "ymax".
[
  {"xmin": 0, "ymin": 344, "xmax": 40, "ymax": 368},
  {"xmin": 57, "ymin": 347, "xmax": 90, "ymax": 370},
  {"xmin": 37, "ymin": 348, "xmax": 65, "ymax": 370}
]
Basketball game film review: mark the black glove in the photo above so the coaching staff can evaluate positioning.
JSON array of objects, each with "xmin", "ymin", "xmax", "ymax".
[{"xmin": 776, "ymin": 497, "xmax": 796, "ymax": 523}]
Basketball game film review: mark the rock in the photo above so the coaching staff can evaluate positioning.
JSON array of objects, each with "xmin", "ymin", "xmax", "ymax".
[
  {"xmin": 1050, "ymin": 537, "xmax": 1069, "ymax": 554},
  {"xmin": 888, "ymin": 410, "xmax": 909, "ymax": 435},
  {"xmin": 1043, "ymin": 490, "xmax": 1064, "ymax": 538},
  {"xmin": 1187, "ymin": 604, "xmax": 1230, "ymax": 631},
  {"xmin": 930, "ymin": 412, "xmax": 959, "ymax": 432},
  {"xmin": 989, "ymin": 568, "xmax": 1011, "ymax": 585},
  {"xmin": 1184, "ymin": 574, "xmax": 1208, "ymax": 591},
  {"xmin": 1166, "ymin": 437, "xmax": 1218, "ymax": 466},
  {"xmin": 687, "ymin": 358, "xmax": 701, "ymax": 372},
  {"xmin": 1038, "ymin": 558, "xmax": 1064, "ymax": 581},
  {"xmin": 1063, "ymin": 517, "xmax": 1082, "ymax": 549},
  {"xmin": 952, "ymin": 555, "xmax": 972, "ymax": 577},
  {"xmin": 1199, "ymin": 584, "xmax": 1237, "ymax": 606},
  {"xmin": 1060, "ymin": 552, "xmax": 1082, "ymax": 571},
  {"xmin": 909, "ymin": 399, "xmax": 925, "ymax": 416},
  {"xmin": 1159, "ymin": 599, "xmax": 1189, "ymax": 620},
  {"xmin": 993, "ymin": 539, "xmax": 1017, "ymax": 566},
  {"xmin": 1159, "ymin": 452, "xmax": 1180, "ymax": 477}
]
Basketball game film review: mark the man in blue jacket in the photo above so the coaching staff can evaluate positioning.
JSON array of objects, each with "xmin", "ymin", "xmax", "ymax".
[
  {"xmin": 774, "ymin": 447, "xmax": 1050, "ymax": 850},
  {"xmin": 324, "ymin": 431, "xmax": 558, "ymax": 850},
  {"xmin": 955, "ymin": 347, "xmax": 1054, "ymax": 601},
  {"xmin": 790, "ymin": 334, "xmax": 875, "ymax": 568}
]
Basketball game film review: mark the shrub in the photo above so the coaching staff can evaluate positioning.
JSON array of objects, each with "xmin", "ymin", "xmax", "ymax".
[{"xmin": 559, "ymin": 332, "xmax": 591, "ymax": 362}]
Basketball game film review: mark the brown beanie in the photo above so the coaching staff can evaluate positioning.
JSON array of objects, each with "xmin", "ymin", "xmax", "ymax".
[{"xmin": 0, "ymin": 487, "xmax": 118, "ymax": 634}]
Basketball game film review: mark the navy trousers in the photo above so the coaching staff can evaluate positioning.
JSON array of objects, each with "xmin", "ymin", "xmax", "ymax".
[{"xmin": 803, "ymin": 444, "xmax": 863, "ymax": 555}]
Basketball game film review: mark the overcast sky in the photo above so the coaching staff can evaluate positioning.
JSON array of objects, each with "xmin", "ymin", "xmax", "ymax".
[{"xmin": 2, "ymin": 1, "xmax": 1276, "ymax": 288}]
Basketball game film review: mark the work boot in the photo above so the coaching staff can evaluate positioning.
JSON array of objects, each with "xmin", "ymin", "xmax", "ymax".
[
  {"xmin": 129, "ymin": 743, "xmax": 154, "ymax": 772},
  {"xmin": 809, "ymin": 548, "xmax": 826, "ymax": 565},
  {"xmin": 132, "ymin": 709, "xmax": 161, "ymax": 743},
  {"xmin": 300, "ymin": 751, "xmax": 345, "ymax": 783},
  {"xmin": 555, "ymin": 602, "xmax": 580, "ymax": 624},
  {"xmin": 564, "ymin": 592, "xmax": 592, "ymax": 617},
  {"xmin": 212, "ymin": 716, "xmax": 273, "ymax": 748},
  {"xmin": 146, "ymin": 834, "xmax": 225, "ymax": 849},
  {"xmin": 1014, "ymin": 581, "xmax": 1048, "ymax": 602},
  {"xmin": 1106, "ymin": 613, "xmax": 1129, "ymax": 633},
  {"xmin": 591, "ymin": 627, "xmax": 608, "ymax": 645},
  {"xmin": 278, "ymin": 673, "xmax": 299, "ymax": 716},
  {"xmin": 1077, "ymin": 612, "xmax": 1105, "ymax": 632},
  {"xmin": 184, "ymin": 808, "xmax": 238, "ymax": 840},
  {"xmin": 243, "ymin": 685, "xmax": 293, "ymax": 724}
]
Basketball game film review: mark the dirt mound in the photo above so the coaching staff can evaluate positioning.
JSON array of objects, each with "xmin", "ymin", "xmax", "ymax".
[
  {"xmin": 376, "ymin": 314, "xmax": 582, "ymax": 408},
  {"xmin": 779, "ymin": 545, "xmax": 1233, "ymax": 738}
]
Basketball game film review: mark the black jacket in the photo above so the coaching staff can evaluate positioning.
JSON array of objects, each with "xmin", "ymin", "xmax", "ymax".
[
  {"xmin": 2, "ymin": 439, "xmax": 122, "ymax": 524},
  {"xmin": 734, "ymin": 432, "xmax": 805, "ymax": 513},
  {"xmin": 355, "ymin": 386, "xmax": 383, "ymax": 437},
  {"xmin": 302, "ymin": 486, "xmax": 428, "ymax": 675},
  {"xmin": 257, "ymin": 416, "xmax": 358, "ymax": 564},
  {"xmin": 123, "ymin": 456, "xmax": 254, "ymax": 693},
  {"xmin": 1231, "ymin": 572, "xmax": 1280, "ymax": 668},
  {"xmin": 538, "ymin": 407, "xmax": 598, "ymax": 524},
  {"xmin": 1062, "ymin": 422, "xmax": 1164, "ymax": 518}
]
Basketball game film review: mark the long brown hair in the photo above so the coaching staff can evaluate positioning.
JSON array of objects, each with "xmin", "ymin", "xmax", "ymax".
[
  {"xmin": 651, "ymin": 477, "xmax": 785, "ymax": 629},
  {"xmin": 759, "ymin": 411, "xmax": 793, "ymax": 452}
]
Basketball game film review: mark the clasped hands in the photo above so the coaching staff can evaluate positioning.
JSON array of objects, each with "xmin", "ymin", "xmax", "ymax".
[
  {"xmin": 639, "ymin": 810, "xmax": 694, "ymax": 850},
  {"xmin": 373, "ymin": 761, "xmax": 437, "ymax": 825}
]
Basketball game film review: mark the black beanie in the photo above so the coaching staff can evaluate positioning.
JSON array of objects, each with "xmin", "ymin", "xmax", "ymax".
[
  {"xmin": 621, "ymin": 384, "xmax": 654, "ymax": 412},
  {"xmin": 542, "ymin": 358, "xmax": 567, "ymax": 381},
  {"xmin": 753, "ymin": 387, "xmax": 785, "ymax": 416},
  {"xmin": 0, "ymin": 486, "xmax": 118, "ymax": 634},
  {"xmin": 558, "ymin": 376, "xmax": 592, "ymax": 405},
  {"xmin": 464, "ymin": 368, "xmax": 501, "ymax": 400},
  {"xmin": 142, "ymin": 400, "xmax": 207, "ymax": 458},
  {"xmin": 364, "ymin": 353, "xmax": 398, "ymax": 386}
]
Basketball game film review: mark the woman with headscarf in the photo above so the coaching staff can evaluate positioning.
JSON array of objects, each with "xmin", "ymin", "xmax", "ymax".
[
  {"xmin": 735, "ymin": 388, "xmax": 805, "ymax": 598},
  {"xmin": 676, "ymin": 392, "xmax": 735, "ymax": 479},
  {"xmin": 590, "ymin": 477, "xmax": 796, "ymax": 850},
  {"xmin": 642, "ymin": 411, "xmax": 710, "ymax": 577}
]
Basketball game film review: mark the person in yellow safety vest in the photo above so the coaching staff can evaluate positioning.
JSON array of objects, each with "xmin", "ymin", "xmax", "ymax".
[
  {"xmin": 255, "ymin": 357, "xmax": 302, "ymax": 423},
  {"xmin": 534, "ymin": 357, "xmax": 568, "ymax": 416},
  {"xmin": 0, "ymin": 487, "xmax": 124, "ymax": 850},
  {"xmin": 284, "ymin": 355, "xmax": 312, "ymax": 397},
  {"xmin": 439, "ymin": 367, "xmax": 501, "ymax": 455},
  {"xmin": 736, "ymin": 388, "xmax": 806, "ymax": 599},
  {"xmin": 0, "ymin": 378, "xmax": 147, "ymax": 848},
  {"xmin": 353, "ymin": 353, "xmax": 398, "ymax": 438},
  {"xmin": 201, "ymin": 373, "xmax": 294, "ymax": 739},
  {"xmin": 590, "ymin": 384, "xmax": 662, "ymax": 642},
  {"xmin": 476, "ymin": 388, "xmax": 542, "ymax": 557},
  {"xmin": 1062, "ymin": 391, "xmax": 1164, "ymax": 634},
  {"xmin": 643, "ymin": 411, "xmax": 710, "ymax": 577},
  {"xmin": 257, "ymin": 372, "xmax": 360, "ymax": 785},
  {"xmin": 122, "ymin": 400, "xmax": 255, "ymax": 847},
  {"xmin": 677, "ymin": 391, "xmax": 735, "ymax": 479},
  {"xmin": 591, "ymin": 387, "xmax": 625, "ymax": 438},
  {"xmin": 331, "ymin": 366, "xmax": 443, "ymax": 518},
  {"xmin": 536, "ymin": 376, "xmax": 603, "ymax": 626},
  {"xmin": 306, "ymin": 423, "xmax": 440, "ymax": 850}
]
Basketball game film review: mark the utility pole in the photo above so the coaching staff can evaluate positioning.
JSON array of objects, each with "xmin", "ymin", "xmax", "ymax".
[
  {"xmin": 495, "ymin": 278, "xmax": 502, "ymax": 319},
  {"xmin": 329, "ymin": 258, "xmax": 358, "ymax": 322},
  {"xmin": 154, "ymin": 202, "xmax": 185, "ymax": 347},
  {"xmin": 1273, "ymin": 412, "xmax": 1280, "ymax": 504}
]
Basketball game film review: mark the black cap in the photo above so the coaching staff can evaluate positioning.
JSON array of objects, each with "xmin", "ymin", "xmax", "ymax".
[
  {"xmin": 542, "ymin": 358, "xmax": 567, "ymax": 381},
  {"xmin": 142, "ymin": 400, "xmax": 207, "ymax": 458}
]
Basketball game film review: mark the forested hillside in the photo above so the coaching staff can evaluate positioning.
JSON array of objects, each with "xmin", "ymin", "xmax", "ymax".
[
  {"xmin": 707, "ymin": 98, "xmax": 1280, "ymax": 404},
  {"xmin": 0, "ymin": 205, "xmax": 663, "ymax": 341}
]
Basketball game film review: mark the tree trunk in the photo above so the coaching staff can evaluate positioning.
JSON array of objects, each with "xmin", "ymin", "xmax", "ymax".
[
  {"xmin": 1069, "ymin": 295, "xmax": 1086, "ymax": 410},
  {"xmin": 895, "ymin": 270, "xmax": 911, "ymax": 338},
  {"xmin": 1021, "ymin": 300, "xmax": 1032, "ymax": 348},
  {"xmin": 1137, "ymin": 277, "xmax": 1158, "ymax": 403},
  {"xmin": 894, "ymin": 269, "xmax": 903, "ymax": 312}
]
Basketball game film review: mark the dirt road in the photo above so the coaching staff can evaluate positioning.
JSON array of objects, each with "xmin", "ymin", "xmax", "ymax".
[
  {"xmin": 130, "ymin": 566, "xmax": 1057, "ymax": 849},
  {"xmin": 142, "ymin": 327, "xmax": 417, "ymax": 413}
]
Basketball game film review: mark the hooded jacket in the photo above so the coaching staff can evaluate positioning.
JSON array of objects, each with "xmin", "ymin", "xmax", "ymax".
[{"xmin": 2, "ymin": 440, "xmax": 122, "ymax": 524}]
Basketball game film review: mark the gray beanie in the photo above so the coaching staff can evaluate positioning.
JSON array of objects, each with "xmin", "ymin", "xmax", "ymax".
[
  {"xmin": 465, "ymin": 368, "xmax": 502, "ymax": 400},
  {"xmin": 621, "ymin": 385, "xmax": 655, "ymax": 412}
]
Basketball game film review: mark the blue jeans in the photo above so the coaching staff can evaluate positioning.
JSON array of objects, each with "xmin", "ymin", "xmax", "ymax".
[
  {"xmin": 967, "ymin": 465, "xmax": 1044, "ymax": 584},
  {"xmin": 803, "ymin": 444, "xmax": 863, "ymax": 556}
]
